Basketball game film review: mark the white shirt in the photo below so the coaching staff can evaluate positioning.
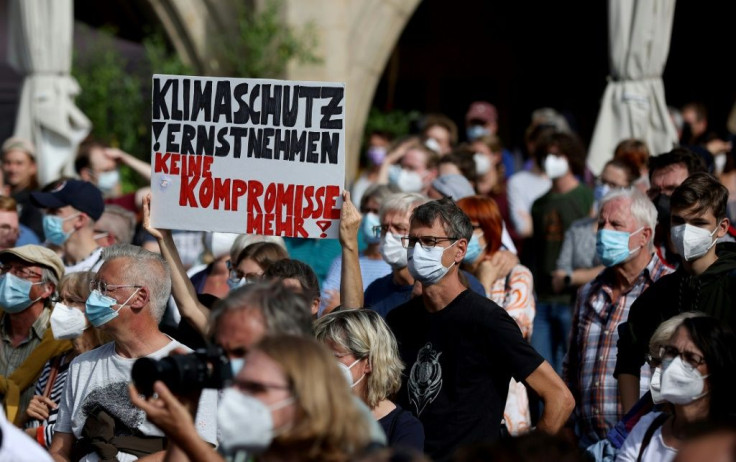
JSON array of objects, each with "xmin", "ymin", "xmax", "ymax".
[
  {"xmin": 0, "ymin": 408, "xmax": 53, "ymax": 462},
  {"xmin": 616, "ymin": 412, "xmax": 676, "ymax": 462},
  {"xmin": 55, "ymin": 340, "xmax": 218, "ymax": 461},
  {"xmin": 507, "ymin": 170, "xmax": 551, "ymax": 235},
  {"xmin": 64, "ymin": 247, "xmax": 104, "ymax": 274}
]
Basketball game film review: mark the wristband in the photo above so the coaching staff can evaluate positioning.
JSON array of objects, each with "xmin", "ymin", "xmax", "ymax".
[{"xmin": 36, "ymin": 425, "xmax": 46, "ymax": 446}]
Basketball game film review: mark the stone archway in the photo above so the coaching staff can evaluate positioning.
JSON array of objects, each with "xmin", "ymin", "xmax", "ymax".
[{"xmin": 145, "ymin": 0, "xmax": 420, "ymax": 182}]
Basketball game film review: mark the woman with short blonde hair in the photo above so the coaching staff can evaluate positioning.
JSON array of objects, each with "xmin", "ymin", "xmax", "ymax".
[{"xmin": 315, "ymin": 309, "xmax": 424, "ymax": 450}]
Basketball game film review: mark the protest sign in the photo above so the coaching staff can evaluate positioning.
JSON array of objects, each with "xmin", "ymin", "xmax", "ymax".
[{"xmin": 149, "ymin": 74, "xmax": 345, "ymax": 239}]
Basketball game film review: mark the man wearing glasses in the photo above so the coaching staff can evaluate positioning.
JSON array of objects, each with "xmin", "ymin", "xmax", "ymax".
[
  {"xmin": 49, "ymin": 244, "xmax": 217, "ymax": 462},
  {"xmin": 386, "ymin": 198, "xmax": 574, "ymax": 461},
  {"xmin": 0, "ymin": 244, "xmax": 65, "ymax": 423}
]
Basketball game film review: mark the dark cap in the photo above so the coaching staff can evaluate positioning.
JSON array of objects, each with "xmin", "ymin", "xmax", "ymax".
[{"xmin": 30, "ymin": 180, "xmax": 104, "ymax": 221}]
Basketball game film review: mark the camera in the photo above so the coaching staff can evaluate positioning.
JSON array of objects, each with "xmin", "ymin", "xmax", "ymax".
[{"xmin": 131, "ymin": 345, "xmax": 233, "ymax": 397}]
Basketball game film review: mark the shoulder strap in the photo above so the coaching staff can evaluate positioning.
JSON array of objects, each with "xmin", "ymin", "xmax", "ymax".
[{"xmin": 636, "ymin": 413, "xmax": 668, "ymax": 462}]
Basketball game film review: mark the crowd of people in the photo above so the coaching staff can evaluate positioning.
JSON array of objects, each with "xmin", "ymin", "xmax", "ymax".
[{"xmin": 1, "ymin": 99, "xmax": 736, "ymax": 462}]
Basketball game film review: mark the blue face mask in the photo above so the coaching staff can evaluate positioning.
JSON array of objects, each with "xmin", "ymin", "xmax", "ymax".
[
  {"xmin": 85, "ymin": 288, "xmax": 140, "ymax": 327},
  {"xmin": 594, "ymin": 184, "xmax": 611, "ymax": 203},
  {"xmin": 361, "ymin": 212, "xmax": 381, "ymax": 245},
  {"xmin": 230, "ymin": 358, "xmax": 245, "ymax": 377},
  {"xmin": 466, "ymin": 125, "xmax": 490, "ymax": 142},
  {"xmin": 0, "ymin": 273, "xmax": 44, "ymax": 313},
  {"xmin": 463, "ymin": 233, "xmax": 486, "ymax": 264},
  {"xmin": 596, "ymin": 227, "xmax": 643, "ymax": 267},
  {"xmin": 43, "ymin": 213, "xmax": 79, "ymax": 246}
]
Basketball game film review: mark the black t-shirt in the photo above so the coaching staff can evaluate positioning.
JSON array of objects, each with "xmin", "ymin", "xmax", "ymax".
[
  {"xmin": 387, "ymin": 290, "xmax": 543, "ymax": 462},
  {"xmin": 378, "ymin": 404, "xmax": 424, "ymax": 452}
]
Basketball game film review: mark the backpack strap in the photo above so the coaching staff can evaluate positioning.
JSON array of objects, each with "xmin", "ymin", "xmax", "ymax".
[{"xmin": 636, "ymin": 413, "xmax": 668, "ymax": 462}]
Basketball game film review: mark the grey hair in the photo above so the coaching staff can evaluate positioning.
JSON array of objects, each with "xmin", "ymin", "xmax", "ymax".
[
  {"xmin": 411, "ymin": 197, "xmax": 474, "ymax": 241},
  {"xmin": 599, "ymin": 187, "xmax": 658, "ymax": 251},
  {"xmin": 649, "ymin": 311, "xmax": 707, "ymax": 358},
  {"xmin": 96, "ymin": 205, "xmax": 136, "ymax": 244},
  {"xmin": 360, "ymin": 184, "xmax": 395, "ymax": 211},
  {"xmin": 40, "ymin": 267, "xmax": 59, "ymax": 305},
  {"xmin": 100, "ymin": 244, "xmax": 171, "ymax": 322},
  {"xmin": 210, "ymin": 281, "xmax": 313, "ymax": 338},
  {"xmin": 379, "ymin": 192, "xmax": 429, "ymax": 222}
]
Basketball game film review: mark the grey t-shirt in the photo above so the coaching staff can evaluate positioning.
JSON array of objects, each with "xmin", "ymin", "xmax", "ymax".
[{"xmin": 55, "ymin": 340, "xmax": 218, "ymax": 461}]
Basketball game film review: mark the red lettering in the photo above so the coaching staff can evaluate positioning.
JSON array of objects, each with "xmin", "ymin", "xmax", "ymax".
[
  {"xmin": 199, "ymin": 177, "xmax": 213, "ymax": 208},
  {"xmin": 264, "ymin": 183, "xmax": 276, "ymax": 214},
  {"xmin": 247, "ymin": 213, "xmax": 263, "ymax": 234},
  {"xmin": 276, "ymin": 183, "xmax": 294, "ymax": 217},
  {"xmin": 302, "ymin": 186, "xmax": 314, "ymax": 218},
  {"xmin": 170, "ymin": 154, "xmax": 180, "ymax": 175},
  {"xmin": 312, "ymin": 186, "xmax": 325, "ymax": 219},
  {"xmin": 231, "ymin": 180, "xmax": 247, "ymax": 212},
  {"xmin": 214, "ymin": 178, "xmax": 230, "ymax": 210},
  {"xmin": 293, "ymin": 216, "xmax": 308, "ymax": 238},
  {"xmin": 154, "ymin": 152, "xmax": 170, "ymax": 174},
  {"xmin": 179, "ymin": 175, "xmax": 199, "ymax": 207},
  {"xmin": 294, "ymin": 185, "xmax": 304, "ymax": 218},
  {"xmin": 248, "ymin": 181, "xmax": 264, "ymax": 214},
  {"xmin": 202, "ymin": 156, "xmax": 214, "ymax": 178},
  {"xmin": 275, "ymin": 211, "xmax": 292, "ymax": 236},
  {"xmin": 263, "ymin": 214, "xmax": 275, "ymax": 235},
  {"xmin": 187, "ymin": 156, "xmax": 202, "ymax": 177},
  {"xmin": 323, "ymin": 186, "xmax": 341, "ymax": 219}
]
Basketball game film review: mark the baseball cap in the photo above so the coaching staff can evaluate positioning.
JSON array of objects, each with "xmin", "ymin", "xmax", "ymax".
[
  {"xmin": 30, "ymin": 180, "xmax": 104, "ymax": 221},
  {"xmin": 466, "ymin": 101, "xmax": 498, "ymax": 125},
  {"xmin": 0, "ymin": 245, "xmax": 65, "ymax": 281},
  {"xmin": 431, "ymin": 174, "xmax": 476, "ymax": 201},
  {"xmin": 2, "ymin": 137, "xmax": 35, "ymax": 159}
]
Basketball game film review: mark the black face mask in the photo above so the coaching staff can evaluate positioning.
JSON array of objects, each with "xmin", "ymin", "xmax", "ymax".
[{"xmin": 654, "ymin": 194, "xmax": 671, "ymax": 227}]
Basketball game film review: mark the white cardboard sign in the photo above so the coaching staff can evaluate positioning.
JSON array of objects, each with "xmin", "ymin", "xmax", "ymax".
[{"xmin": 149, "ymin": 74, "xmax": 345, "ymax": 239}]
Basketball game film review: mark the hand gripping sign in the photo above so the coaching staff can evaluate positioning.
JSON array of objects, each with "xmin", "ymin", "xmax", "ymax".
[{"xmin": 150, "ymin": 74, "xmax": 345, "ymax": 239}]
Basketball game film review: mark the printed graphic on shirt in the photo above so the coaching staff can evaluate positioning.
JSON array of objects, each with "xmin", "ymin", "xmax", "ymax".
[
  {"xmin": 80, "ymin": 381, "xmax": 145, "ymax": 432},
  {"xmin": 408, "ymin": 342, "xmax": 443, "ymax": 416}
]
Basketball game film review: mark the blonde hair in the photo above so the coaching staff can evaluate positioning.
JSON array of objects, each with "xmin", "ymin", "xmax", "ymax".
[
  {"xmin": 57, "ymin": 271, "xmax": 108, "ymax": 346},
  {"xmin": 649, "ymin": 311, "xmax": 707, "ymax": 358},
  {"xmin": 314, "ymin": 310, "xmax": 404, "ymax": 408},
  {"xmin": 256, "ymin": 335, "xmax": 371, "ymax": 462}
]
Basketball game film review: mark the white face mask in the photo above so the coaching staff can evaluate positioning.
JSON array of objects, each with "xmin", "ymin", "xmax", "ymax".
[
  {"xmin": 338, "ymin": 358, "xmax": 366, "ymax": 389},
  {"xmin": 380, "ymin": 232, "xmax": 408, "ymax": 269},
  {"xmin": 649, "ymin": 367, "xmax": 664, "ymax": 404},
  {"xmin": 544, "ymin": 154, "xmax": 569, "ymax": 179},
  {"xmin": 388, "ymin": 165, "xmax": 424, "ymax": 193},
  {"xmin": 217, "ymin": 388, "xmax": 294, "ymax": 454},
  {"xmin": 714, "ymin": 154, "xmax": 727, "ymax": 175},
  {"xmin": 408, "ymin": 240, "xmax": 457, "ymax": 285},
  {"xmin": 670, "ymin": 223, "xmax": 719, "ymax": 261},
  {"xmin": 660, "ymin": 356, "xmax": 709, "ymax": 405},
  {"xmin": 50, "ymin": 303, "xmax": 88, "ymax": 340},
  {"xmin": 474, "ymin": 152, "xmax": 492, "ymax": 176}
]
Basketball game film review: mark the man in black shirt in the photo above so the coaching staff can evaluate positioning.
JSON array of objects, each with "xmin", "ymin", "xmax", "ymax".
[{"xmin": 387, "ymin": 198, "xmax": 574, "ymax": 461}]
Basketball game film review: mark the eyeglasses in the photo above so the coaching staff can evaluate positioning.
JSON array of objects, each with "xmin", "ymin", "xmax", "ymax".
[
  {"xmin": 0, "ymin": 263, "xmax": 43, "ymax": 281},
  {"xmin": 659, "ymin": 345, "xmax": 705, "ymax": 371},
  {"xmin": 89, "ymin": 279, "xmax": 142, "ymax": 297},
  {"xmin": 233, "ymin": 379, "xmax": 291, "ymax": 395},
  {"xmin": 646, "ymin": 353, "xmax": 662, "ymax": 368},
  {"xmin": 373, "ymin": 223, "xmax": 409, "ymax": 239},
  {"xmin": 401, "ymin": 235, "xmax": 460, "ymax": 249}
]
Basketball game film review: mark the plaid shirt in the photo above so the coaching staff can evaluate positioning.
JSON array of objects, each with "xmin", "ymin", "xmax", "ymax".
[{"xmin": 563, "ymin": 253, "xmax": 672, "ymax": 446}]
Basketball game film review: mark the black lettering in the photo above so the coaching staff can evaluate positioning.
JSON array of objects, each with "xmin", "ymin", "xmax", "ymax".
[
  {"xmin": 230, "ymin": 127, "xmax": 247, "ymax": 159},
  {"xmin": 181, "ymin": 124, "xmax": 197, "ymax": 155},
  {"xmin": 213, "ymin": 81, "xmax": 232, "ymax": 123},
  {"xmin": 192, "ymin": 80, "xmax": 212, "ymax": 122},
  {"xmin": 289, "ymin": 130, "xmax": 306, "ymax": 162},
  {"xmin": 171, "ymin": 80, "xmax": 183, "ymax": 120},
  {"xmin": 182, "ymin": 79, "xmax": 191, "ymax": 121},
  {"xmin": 166, "ymin": 123, "xmax": 181, "ymax": 152},
  {"xmin": 282, "ymin": 86, "xmax": 299, "ymax": 127},
  {"xmin": 298, "ymin": 86, "xmax": 320, "ymax": 128},
  {"xmin": 152, "ymin": 78, "xmax": 172, "ymax": 119},
  {"xmin": 196, "ymin": 125, "xmax": 215, "ymax": 156},
  {"xmin": 248, "ymin": 84, "xmax": 261, "ymax": 124},
  {"xmin": 306, "ymin": 131, "xmax": 320, "ymax": 163},
  {"xmin": 248, "ymin": 128, "xmax": 263, "ymax": 158},
  {"xmin": 233, "ymin": 83, "xmax": 249, "ymax": 124},
  {"xmin": 260, "ymin": 84, "xmax": 282, "ymax": 126},
  {"xmin": 273, "ymin": 129, "xmax": 289, "ymax": 160},
  {"xmin": 320, "ymin": 132, "xmax": 339, "ymax": 164},
  {"xmin": 320, "ymin": 87, "xmax": 344, "ymax": 129},
  {"xmin": 215, "ymin": 127, "xmax": 230, "ymax": 157}
]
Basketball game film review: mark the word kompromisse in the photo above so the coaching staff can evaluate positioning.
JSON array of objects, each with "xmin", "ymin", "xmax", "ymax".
[{"xmin": 153, "ymin": 77, "xmax": 344, "ymax": 165}]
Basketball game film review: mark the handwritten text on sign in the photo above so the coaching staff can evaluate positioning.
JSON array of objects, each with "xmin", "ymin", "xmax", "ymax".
[{"xmin": 149, "ymin": 74, "xmax": 345, "ymax": 238}]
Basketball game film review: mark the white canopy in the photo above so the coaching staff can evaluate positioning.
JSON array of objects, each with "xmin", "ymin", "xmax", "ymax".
[
  {"xmin": 7, "ymin": 0, "xmax": 90, "ymax": 185},
  {"xmin": 587, "ymin": 0, "xmax": 679, "ymax": 176}
]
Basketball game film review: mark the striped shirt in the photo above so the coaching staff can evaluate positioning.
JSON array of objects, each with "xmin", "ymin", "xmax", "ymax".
[
  {"xmin": 24, "ymin": 352, "xmax": 73, "ymax": 448},
  {"xmin": 563, "ymin": 253, "xmax": 673, "ymax": 447},
  {"xmin": 0, "ymin": 307, "xmax": 51, "ymax": 416}
]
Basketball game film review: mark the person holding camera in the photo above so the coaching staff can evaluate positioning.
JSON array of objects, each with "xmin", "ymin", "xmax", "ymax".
[
  {"xmin": 48, "ymin": 244, "xmax": 218, "ymax": 462},
  {"xmin": 131, "ymin": 335, "xmax": 374, "ymax": 462}
]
